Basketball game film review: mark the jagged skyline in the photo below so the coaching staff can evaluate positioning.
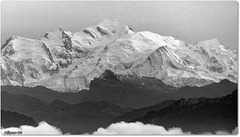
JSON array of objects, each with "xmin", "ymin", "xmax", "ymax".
[{"xmin": 1, "ymin": 1, "xmax": 238, "ymax": 49}]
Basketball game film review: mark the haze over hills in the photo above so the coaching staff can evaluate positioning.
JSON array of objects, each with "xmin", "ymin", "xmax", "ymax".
[
  {"xmin": 1, "ymin": 19, "xmax": 237, "ymax": 93},
  {"xmin": 1, "ymin": 88, "xmax": 237, "ymax": 134},
  {"xmin": 1, "ymin": 91, "xmax": 132, "ymax": 134}
]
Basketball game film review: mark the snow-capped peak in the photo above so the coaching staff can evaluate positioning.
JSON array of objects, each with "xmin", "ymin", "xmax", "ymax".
[{"xmin": 1, "ymin": 19, "xmax": 237, "ymax": 92}]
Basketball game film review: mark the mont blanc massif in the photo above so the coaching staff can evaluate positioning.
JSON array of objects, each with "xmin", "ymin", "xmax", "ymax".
[{"xmin": 1, "ymin": 19, "xmax": 238, "ymax": 135}]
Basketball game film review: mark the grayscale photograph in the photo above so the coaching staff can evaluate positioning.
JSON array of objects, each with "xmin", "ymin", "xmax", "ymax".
[{"xmin": 0, "ymin": 0, "xmax": 238, "ymax": 135}]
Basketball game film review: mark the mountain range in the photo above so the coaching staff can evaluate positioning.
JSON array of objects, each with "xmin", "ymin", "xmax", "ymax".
[
  {"xmin": 1, "ymin": 18, "xmax": 238, "ymax": 135},
  {"xmin": 1, "ymin": 19, "xmax": 237, "ymax": 93}
]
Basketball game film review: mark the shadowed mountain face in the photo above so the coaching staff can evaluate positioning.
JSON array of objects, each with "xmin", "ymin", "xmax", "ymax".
[
  {"xmin": 1, "ymin": 110, "xmax": 38, "ymax": 128},
  {"xmin": 1, "ymin": 70, "xmax": 237, "ymax": 109},
  {"xmin": 82, "ymin": 71, "xmax": 237, "ymax": 108},
  {"xmin": 131, "ymin": 90, "xmax": 237, "ymax": 134},
  {"xmin": 1, "ymin": 91, "xmax": 131, "ymax": 134}
]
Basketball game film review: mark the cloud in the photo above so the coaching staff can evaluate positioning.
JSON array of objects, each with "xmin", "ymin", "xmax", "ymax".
[
  {"xmin": 214, "ymin": 127, "xmax": 238, "ymax": 135},
  {"xmin": 92, "ymin": 121, "xmax": 190, "ymax": 135},
  {"xmin": 2, "ymin": 121, "xmax": 237, "ymax": 135},
  {"xmin": 92, "ymin": 121, "xmax": 238, "ymax": 135},
  {"xmin": 1, "ymin": 121, "xmax": 62, "ymax": 135},
  {"xmin": 201, "ymin": 127, "xmax": 238, "ymax": 135},
  {"xmin": 231, "ymin": 127, "xmax": 238, "ymax": 134}
]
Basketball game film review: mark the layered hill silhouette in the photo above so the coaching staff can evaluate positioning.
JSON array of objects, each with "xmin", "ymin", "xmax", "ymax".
[
  {"xmin": 1, "ymin": 91, "xmax": 131, "ymax": 134},
  {"xmin": 131, "ymin": 90, "xmax": 237, "ymax": 134},
  {"xmin": 1, "ymin": 70, "xmax": 237, "ymax": 109}
]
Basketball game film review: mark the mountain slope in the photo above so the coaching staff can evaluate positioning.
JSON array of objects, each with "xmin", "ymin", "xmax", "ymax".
[
  {"xmin": 1, "ymin": 85, "xmax": 88, "ymax": 104},
  {"xmin": 112, "ymin": 100, "xmax": 175, "ymax": 123},
  {"xmin": 132, "ymin": 90, "xmax": 237, "ymax": 134},
  {"xmin": 1, "ymin": 19, "xmax": 237, "ymax": 93}
]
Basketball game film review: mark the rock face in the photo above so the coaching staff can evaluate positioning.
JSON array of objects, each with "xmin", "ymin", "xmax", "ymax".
[{"xmin": 1, "ymin": 19, "xmax": 238, "ymax": 92}]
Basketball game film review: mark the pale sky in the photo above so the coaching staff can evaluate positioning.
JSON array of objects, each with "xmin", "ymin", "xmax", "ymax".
[{"xmin": 1, "ymin": 1, "xmax": 238, "ymax": 49}]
